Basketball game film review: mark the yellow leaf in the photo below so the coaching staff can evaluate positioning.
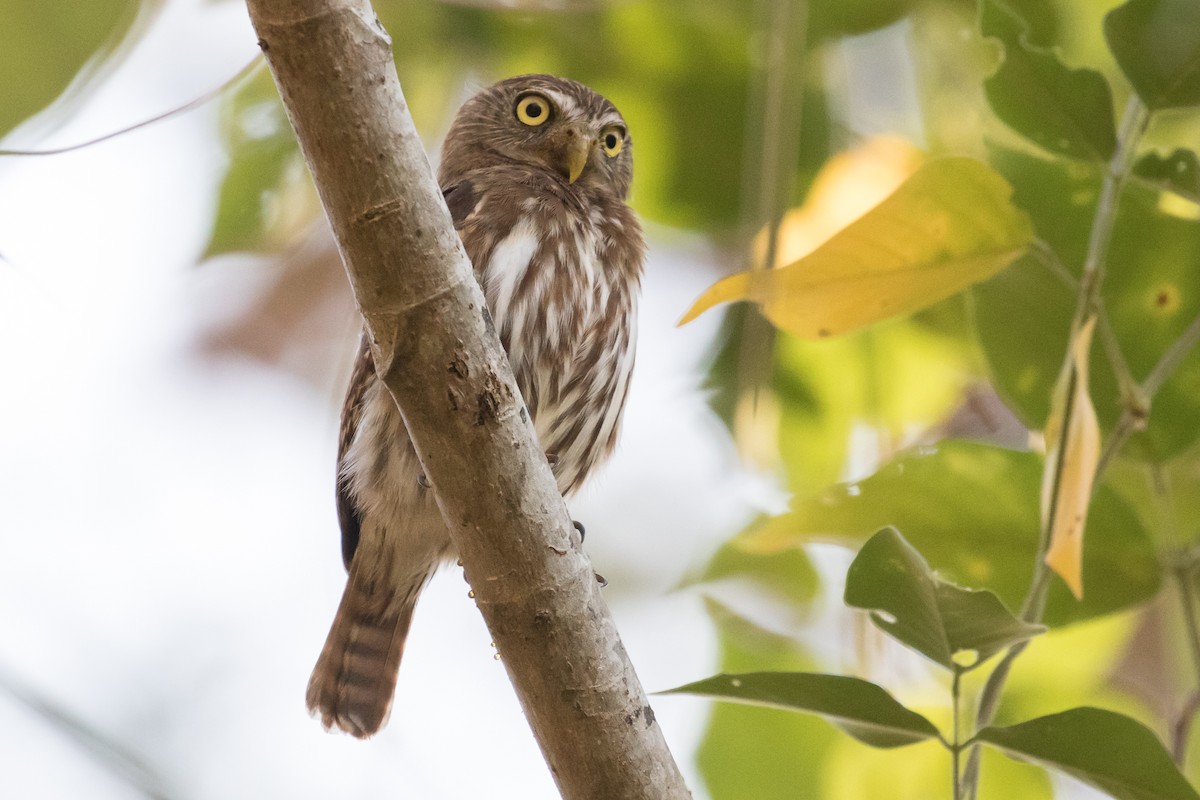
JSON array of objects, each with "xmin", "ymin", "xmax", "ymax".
[
  {"xmin": 1042, "ymin": 316, "xmax": 1101, "ymax": 599},
  {"xmin": 756, "ymin": 136, "xmax": 924, "ymax": 266},
  {"xmin": 679, "ymin": 157, "xmax": 1034, "ymax": 338}
]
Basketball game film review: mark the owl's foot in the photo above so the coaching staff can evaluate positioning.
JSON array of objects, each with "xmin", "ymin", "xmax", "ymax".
[
  {"xmin": 417, "ymin": 472, "xmax": 431, "ymax": 489},
  {"xmin": 545, "ymin": 452, "xmax": 560, "ymax": 467},
  {"xmin": 569, "ymin": 520, "xmax": 605, "ymax": 587}
]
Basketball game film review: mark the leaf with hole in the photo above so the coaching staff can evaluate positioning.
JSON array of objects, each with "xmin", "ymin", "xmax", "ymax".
[
  {"xmin": 982, "ymin": 0, "xmax": 1116, "ymax": 161},
  {"xmin": 1133, "ymin": 149, "xmax": 1200, "ymax": 204},
  {"xmin": 845, "ymin": 527, "xmax": 1044, "ymax": 669}
]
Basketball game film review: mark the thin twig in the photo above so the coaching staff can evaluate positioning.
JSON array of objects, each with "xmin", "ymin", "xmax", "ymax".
[
  {"xmin": 0, "ymin": 663, "xmax": 172, "ymax": 800},
  {"xmin": 1029, "ymin": 238, "xmax": 1078, "ymax": 289},
  {"xmin": 0, "ymin": 57, "xmax": 263, "ymax": 157},
  {"xmin": 1145, "ymin": 312, "xmax": 1200, "ymax": 398}
]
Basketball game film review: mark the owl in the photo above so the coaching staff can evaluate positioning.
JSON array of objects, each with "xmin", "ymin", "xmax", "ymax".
[{"xmin": 306, "ymin": 75, "xmax": 645, "ymax": 737}]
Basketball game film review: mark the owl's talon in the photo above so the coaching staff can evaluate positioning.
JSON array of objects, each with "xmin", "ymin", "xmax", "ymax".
[
  {"xmin": 417, "ymin": 472, "xmax": 430, "ymax": 489},
  {"xmin": 595, "ymin": 572, "xmax": 608, "ymax": 588},
  {"xmin": 545, "ymin": 452, "xmax": 560, "ymax": 466},
  {"xmin": 572, "ymin": 520, "xmax": 586, "ymax": 543}
]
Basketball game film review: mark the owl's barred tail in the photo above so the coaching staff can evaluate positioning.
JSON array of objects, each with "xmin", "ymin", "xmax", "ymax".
[{"xmin": 306, "ymin": 566, "xmax": 415, "ymax": 739}]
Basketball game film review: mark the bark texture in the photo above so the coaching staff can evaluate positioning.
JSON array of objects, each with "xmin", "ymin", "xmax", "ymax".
[{"xmin": 243, "ymin": 1, "xmax": 691, "ymax": 797}]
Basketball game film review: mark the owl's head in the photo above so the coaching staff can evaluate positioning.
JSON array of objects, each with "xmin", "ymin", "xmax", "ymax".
[{"xmin": 439, "ymin": 74, "xmax": 633, "ymax": 200}]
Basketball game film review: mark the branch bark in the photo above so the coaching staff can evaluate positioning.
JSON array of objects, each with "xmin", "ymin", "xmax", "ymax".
[{"xmin": 242, "ymin": 1, "xmax": 691, "ymax": 797}]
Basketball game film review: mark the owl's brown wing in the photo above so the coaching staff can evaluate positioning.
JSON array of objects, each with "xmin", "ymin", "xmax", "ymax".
[
  {"xmin": 335, "ymin": 179, "xmax": 481, "ymax": 569},
  {"xmin": 336, "ymin": 336, "xmax": 374, "ymax": 568},
  {"xmin": 442, "ymin": 180, "xmax": 479, "ymax": 224}
]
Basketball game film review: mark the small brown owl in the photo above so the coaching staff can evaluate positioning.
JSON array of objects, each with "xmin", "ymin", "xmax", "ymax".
[{"xmin": 306, "ymin": 75, "xmax": 645, "ymax": 737}]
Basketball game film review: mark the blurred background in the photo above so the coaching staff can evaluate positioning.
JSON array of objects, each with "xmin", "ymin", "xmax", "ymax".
[{"xmin": 2, "ymin": 0, "xmax": 1198, "ymax": 798}]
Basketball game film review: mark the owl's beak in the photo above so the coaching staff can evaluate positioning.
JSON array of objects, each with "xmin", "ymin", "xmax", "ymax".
[{"xmin": 563, "ymin": 131, "xmax": 594, "ymax": 184}]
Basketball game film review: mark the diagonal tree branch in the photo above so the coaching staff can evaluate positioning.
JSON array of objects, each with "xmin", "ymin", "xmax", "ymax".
[{"xmin": 242, "ymin": 0, "xmax": 691, "ymax": 797}]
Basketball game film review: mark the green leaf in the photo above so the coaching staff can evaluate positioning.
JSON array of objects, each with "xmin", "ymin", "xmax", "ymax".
[
  {"xmin": 979, "ymin": 146, "xmax": 1200, "ymax": 461},
  {"xmin": 205, "ymin": 69, "xmax": 307, "ymax": 257},
  {"xmin": 846, "ymin": 528, "xmax": 1044, "ymax": 669},
  {"xmin": 985, "ymin": 0, "xmax": 1063, "ymax": 47},
  {"xmin": 700, "ymin": 531, "xmax": 822, "ymax": 609},
  {"xmin": 376, "ymin": 0, "xmax": 778, "ymax": 233},
  {"xmin": 982, "ymin": 0, "xmax": 1117, "ymax": 161},
  {"xmin": 977, "ymin": 707, "xmax": 1200, "ymax": 800},
  {"xmin": 0, "ymin": 1, "xmax": 153, "ymax": 138},
  {"xmin": 1133, "ymin": 149, "xmax": 1200, "ymax": 204},
  {"xmin": 663, "ymin": 671, "xmax": 941, "ymax": 749},
  {"xmin": 679, "ymin": 158, "xmax": 1033, "ymax": 338},
  {"xmin": 1105, "ymin": 0, "xmax": 1200, "ymax": 110},
  {"xmin": 809, "ymin": 0, "xmax": 915, "ymax": 40},
  {"xmin": 742, "ymin": 441, "xmax": 1161, "ymax": 626}
]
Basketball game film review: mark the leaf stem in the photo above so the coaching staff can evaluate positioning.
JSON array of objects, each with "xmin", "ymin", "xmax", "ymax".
[
  {"xmin": 962, "ymin": 94, "xmax": 1149, "ymax": 798},
  {"xmin": 1145, "ymin": 312, "xmax": 1200, "ymax": 399},
  {"xmin": 1165, "ymin": 451, "xmax": 1200, "ymax": 764},
  {"xmin": 1029, "ymin": 238, "xmax": 1138, "ymax": 407}
]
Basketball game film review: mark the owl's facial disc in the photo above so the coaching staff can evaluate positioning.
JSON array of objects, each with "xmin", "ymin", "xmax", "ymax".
[{"xmin": 487, "ymin": 80, "xmax": 629, "ymax": 192}]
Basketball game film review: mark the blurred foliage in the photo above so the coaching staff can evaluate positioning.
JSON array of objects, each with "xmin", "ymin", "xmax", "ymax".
[
  {"xmin": 976, "ymin": 147, "xmax": 1200, "ymax": 463},
  {"xmin": 0, "ymin": 0, "xmax": 154, "ymax": 139},
  {"xmin": 683, "ymin": 0, "xmax": 1200, "ymax": 796},
  {"xmin": 205, "ymin": 67, "xmax": 315, "ymax": 256},
  {"xmin": 743, "ymin": 441, "xmax": 1160, "ymax": 628},
  {"xmin": 9, "ymin": 0, "xmax": 1200, "ymax": 797}
]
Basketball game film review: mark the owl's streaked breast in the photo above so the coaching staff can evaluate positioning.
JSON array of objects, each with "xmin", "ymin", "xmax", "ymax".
[{"xmin": 468, "ymin": 190, "xmax": 642, "ymax": 494}]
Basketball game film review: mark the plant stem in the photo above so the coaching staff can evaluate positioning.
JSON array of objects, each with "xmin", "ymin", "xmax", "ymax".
[
  {"xmin": 1029, "ymin": 237, "xmax": 1139, "ymax": 440},
  {"xmin": 1172, "ymin": 563, "xmax": 1200, "ymax": 764},
  {"xmin": 1095, "ymin": 310, "xmax": 1200, "ymax": 482},
  {"xmin": 1177, "ymin": 566, "xmax": 1200, "ymax": 693},
  {"xmin": 952, "ymin": 667, "xmax": 964, "ymax": 800},
  {"xmin": 961, "ymin": 94, "xmax": 1149, "ymax": 798},
  {"xmin": 732, "ymin": 0, "xmax": 807, "ymax": 456}
]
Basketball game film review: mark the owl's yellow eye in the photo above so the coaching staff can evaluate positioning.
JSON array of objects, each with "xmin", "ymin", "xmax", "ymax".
[
  {"xmin": 601, "ymin": 125, "xmax": 625, "ymax": 157},
  {"xmin": 515, "ymin": 93, "xmax": 552, "ymax": 126}
]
